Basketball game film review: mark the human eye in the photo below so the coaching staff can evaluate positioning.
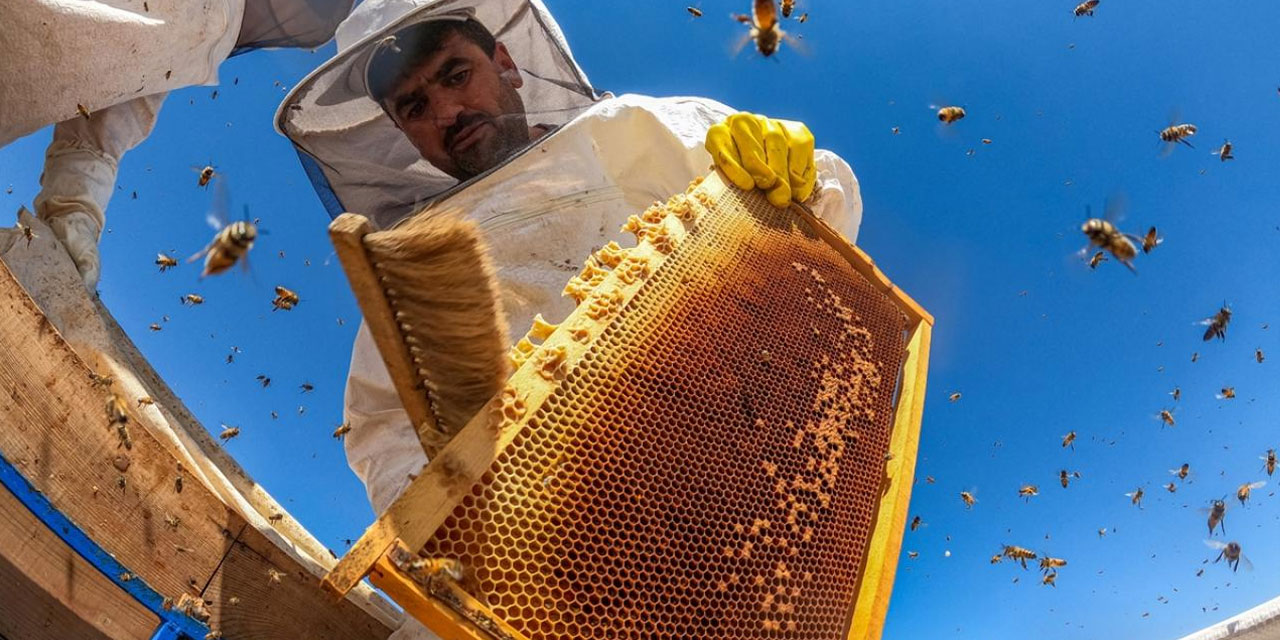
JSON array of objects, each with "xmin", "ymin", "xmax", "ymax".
[
  {"xmin": 403, "ymin": 97, "xmax": 426, "ymax": 121},
  {"xmin": 443, "ymin": 68, "xmax": 470, "ymax": 89}
]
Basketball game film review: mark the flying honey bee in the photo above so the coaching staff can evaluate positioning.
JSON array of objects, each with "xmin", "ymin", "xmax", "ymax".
[
  {"xmin": 137, "ymin": 396, "xmax": 154, "ymax": 407},
  {"xmin": 15, "ymin": 207, "xmax": 36, "ymax": 247},
  {"xmin": 1205, "ymin": 499, "xmax": 1227, "ymax": 535},
  {"xmin": 1141, "ymin": 227, "xmax": 1162, "ymax": 254},
  {"xmin": 1042, "ymin": 572, "xmax": 1057, "ymax": 587},
  {"xmin": 910, "ymin": 515, "xmax": 923, "ymax": 531},
  {"xmin": 733, "ymin": 1, "xmax": 801, "ymax": 57},
  {"xmin": 1211, "ymin": 139, "xmax": 1234, "ymax": 161},
  {"xmin": 797, "ymin": 12, "xmax": 808, "ymax": 23},
  {"xmin": 300, "ymin": 382, "xmax": 314, "ymax": 393},
  {"xmin": 1159, "ymin": 123, "xmax": 1197, "ymax": 150},
  {"xmin": 1165, "ymin": 482, "xmax": 1177, "ymax": 493},
  {"xmin": 106, "ymin": 394, "xmax": 128, "ymax": 427},
  {"xmin": 181, "ymin": 293, "xmax": 204, "ymax": 305},
  {"xmin": 1087, "ymin": 251, "xmax": 1107, "ymax": 270},
  {"xmin": 156, "ymin": 253, "xmax": 178, "ymax": 272},
  {"xmin": 272, "ymin": 285, "xmax": 299, "ymax": 311},
  {"xmin": 1073, "ymin": 0, "xmax": 1099, "ymax": 17},
  {"xmin": 1217, "ymin": 387, "xmax": 1236, "ymax": 400},
  {"xmin": 1236, "ymin": 480, "xmax": 1265, "ymax": 506},
  {"xmin": 1060, "ymin": 470, "xmax": 1070, "ymax": 488},
  {"xmin": 1191, "ymin": 352, "xmax": 1200, "ymax": 363},
  {"xmin": 1171, "ymin": 463, "xmax": 1190, "ymax": 481},
  {"xmin": 781, "ymin": 0, "xmax": 795, "ymax": 17},
  {"xmin": 1039, "ymin": 556, "xmax": 1067, "ymax": 574},
  {"xmin": 960, "ymin": 491, "xmax": 977, "ymax": 509},
  {"xmin": 1081, "ymin": 201, "xmax": 1142, "ymax": 273},
  {"xmin": 1262, "ymin": 449, "xmax": 1277, "ymax": 476},
  {"xmin": 333, "ymin": 422, "xmax": 352, "ymax": 440},
  {"xmin": 1206, "ymin": 540, "xmax": 1250, "ymax": 573},
  {"xmin": 196, "ymin": 165, "xmax": 217, "ymax": 188},
  {"xmin": 1125, "ymin": 487, "xmax": 1144, "ymax": 508},
  {"xmin": 935, "ymin": 106, "xmax": 966, "ymax": 125},
  {"xmin": 1257, "ymin": 348, "xmax": 1265, "ymax": 363},
  {"xmin": 906, "ymin": 551, "xmax": 919, "ymax": 560},
  {"xmin": 1062, "ymin": 431, "xmax": 1077, "ymax": 450},
  {"xmin": 76, "ymin": 103, "xmax": 91, "ymax": 119},
  {"xmin": 1171, "ymin": 387, "xmax": 1181, "ymax": 402},
  {"xmin": 219, "ymin": 424, "xmax": 241, "ymax": 441},
  {"xmin": 148, "ymin": 323, "xmax": 161, "ymax": 332},
  {"xmin": 1018, "ymin": 485, "xmax": 1040, "ymax": 501},
  {"xmin": 1097, "ymin": 528, "xmax": 1107, "ymax": 538},
  {"xmin": 686, "ymin": 6, "xmax": 702, "ymax": 17},
  {"xmin": 1200, "ymin": 305, "xmax": 1231, "ymax": 341},
  {"xmin": 948, "ymin": 391, "xmax": 962, "ymax": 402},
  {"xmin": 1001, "ymin": 545, "xmax": 1038, "ymax": 569},
  {"xmin": 267, "ymin": 568, "xmax": 284, "ymax": 584},
  {"xmin": 188, "ymin": 180, "xmax": 257, "ymax": 277},
  {"xmin": 990, "ymin": 554, "xmax": 1003, "ymax": 564},
  {"xmin": 1158, "ymin": 409, "xmax": 1176, "ymax": 428}
]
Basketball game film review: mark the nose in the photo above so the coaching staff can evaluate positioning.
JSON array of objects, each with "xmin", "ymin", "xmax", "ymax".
[{"xmin": 429, "ymin": 95, "xmax": 466, "ymax": 130}]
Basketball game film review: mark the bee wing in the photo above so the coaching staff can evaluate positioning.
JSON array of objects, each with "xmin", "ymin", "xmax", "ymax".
[
  {"xmin": 206, "ymin": 178, "xmax": 231, "ymax": 231},
  {"xmin": 1204, "ymin": 539, "xmax": 1229, "ymax": 550},
  {"xmin": 185, "ymin": 242, "xmax": 213, "ymax": 264},
  {"xmin": 1248, "ymin": 481, "xmax": 1267, "ymax": 490},
  {"xmin": 780, "ymin": 31, "xmax": 811, "ymax": 57},
  {"xmin": 1102, "ymin": 194, "xmax": 1128, "ymax": 224},
  {"xmin": 728, "ymin": 30, "xmax": 753, "ymax": 57},
  {"xmin": 1241, "ymin": 554, "xmax": 1255, "ymax": 572}
]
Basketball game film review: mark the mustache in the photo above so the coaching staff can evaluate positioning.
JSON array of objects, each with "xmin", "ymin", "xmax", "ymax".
[{"xmin": 444, "ymin": 113, "xmax": 495, "ymax": 151}]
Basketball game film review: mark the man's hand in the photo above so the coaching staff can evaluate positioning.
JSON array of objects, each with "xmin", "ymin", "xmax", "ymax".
[
  {"xmin": 47, "ymin": 211, "xmax": 101, "ymax": 290},
  {"xmin": 705, "ymin": 112, "xmax": 816, "ymax": 208}
]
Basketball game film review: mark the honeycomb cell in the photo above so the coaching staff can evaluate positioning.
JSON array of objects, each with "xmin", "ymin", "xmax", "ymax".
[{"xmin": 416, "ymin": 180, "xmax": 909, "ymax": 639}]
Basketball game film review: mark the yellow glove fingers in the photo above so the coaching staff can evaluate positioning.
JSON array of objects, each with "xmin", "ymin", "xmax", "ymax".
[
  {"xmin": 729, "ymin": 114, "xmax": 778, "ymax": 190},
  {"xmin": 782, "ymin": 120, "xmax": 817, "ymax": 202},
  {"xmin": 705, "ymin": 121, "xmax": 755, "ymax": 191},
  {"xmin": 762, "ymin": 119, "xmax": 792, "ymax": 207}
]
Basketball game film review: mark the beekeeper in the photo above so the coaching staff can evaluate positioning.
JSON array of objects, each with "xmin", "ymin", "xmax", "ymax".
[
  {"xmin": 0, "ymin": 0, "xmax": 354, "ymax": 289},
  {"xmin": 279, "ymin": 0, "xmax": 861, "ymax": 517}
]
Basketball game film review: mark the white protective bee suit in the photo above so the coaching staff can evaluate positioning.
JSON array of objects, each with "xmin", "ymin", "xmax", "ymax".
[
  {"xmin": 0, "ymin": 0, "xmax": 354, "ymax": 287},
  {"xmin": 278, "ymin": 2, "xmax": 861, "ymax": 636}
]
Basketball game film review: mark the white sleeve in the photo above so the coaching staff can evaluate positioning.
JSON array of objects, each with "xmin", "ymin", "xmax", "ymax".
[
  {"xmin": 32, "ymin": 93, "xmax": 166, "ymax": 232},
  {"xmin": 342, "ymin": 322, "xmax": 428, "ymax": 515}
]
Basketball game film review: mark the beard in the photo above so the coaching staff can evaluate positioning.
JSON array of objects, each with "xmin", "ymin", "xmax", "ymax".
[{"xmin": 448, "ymin": 83, "xmax": 530, "ymax": 179}]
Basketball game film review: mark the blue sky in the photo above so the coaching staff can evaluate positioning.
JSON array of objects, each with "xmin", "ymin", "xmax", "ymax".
[{"xmin": 4, "ymin": 1, "xmax": 1280, "ymax": 637}]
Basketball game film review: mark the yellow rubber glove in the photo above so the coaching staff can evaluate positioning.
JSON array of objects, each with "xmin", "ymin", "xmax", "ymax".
[{"xmin": 705, "ymin": 112, "xmax": 816, "ymax": 208}]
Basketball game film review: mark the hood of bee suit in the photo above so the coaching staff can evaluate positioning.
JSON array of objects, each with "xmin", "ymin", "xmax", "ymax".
[{"xmin": 275, "ymin": 0, "xmax": 602, "ymax": 229}]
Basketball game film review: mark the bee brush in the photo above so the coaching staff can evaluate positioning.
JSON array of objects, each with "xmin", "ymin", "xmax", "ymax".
[{"xmin": 330, "ymin": 212, "xmax": 510, "ymax": 460}]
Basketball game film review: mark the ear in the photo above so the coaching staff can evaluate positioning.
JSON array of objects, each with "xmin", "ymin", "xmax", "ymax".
[{"xmin": 492, "ymin": 42, "xmax": 523, "ymax": 89}]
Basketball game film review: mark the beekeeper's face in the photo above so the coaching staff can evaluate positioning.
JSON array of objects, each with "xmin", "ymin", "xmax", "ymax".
[{"xmin": 384, "ymin": 31, "xmax": 530, "ymax": 180}]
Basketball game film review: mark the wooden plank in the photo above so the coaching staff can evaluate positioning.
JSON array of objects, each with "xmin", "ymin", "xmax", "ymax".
[
  {"xmin": 201, "ymin": 516, "xmax": 393, "ymax": 640},
  {"xmin": 330, "ymin": 213, "xmax": 440, "ymax": 454},
  {"xmin": 0, "ymin": 483, "xmax": 158, "ymax": 640},
  {"xmin": 324, "ymin": 206, "xmax": 690, "ymax": 597},
  {"xmin": 0, "ymin": 258, "xmax": 393, "ymax": 639},
  {"xmin": 847, "ymin": 323, "xmax": 932, "ymax": 640},
  {"xmin": 791, "ymin": 200, "xmax": 934, "ymax": 327},
  {"xmin": 370, "ymin": 546, "xmax": 531, "ymax": 640}
]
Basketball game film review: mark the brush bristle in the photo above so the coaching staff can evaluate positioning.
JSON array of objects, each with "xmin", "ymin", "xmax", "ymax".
[{"xmin": 364, "ymin": 213, "xmax": 510, "ymax": 451}]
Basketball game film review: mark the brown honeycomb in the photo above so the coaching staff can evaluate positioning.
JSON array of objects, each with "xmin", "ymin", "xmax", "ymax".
[{"xmin": 418, "ymin": 182, "xmax": 910, "ymax": 639}]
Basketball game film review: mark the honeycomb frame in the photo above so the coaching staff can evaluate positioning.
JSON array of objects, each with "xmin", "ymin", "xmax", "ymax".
[{"xmin": 326, "ymin": 171, "xmax": 933, "ymax": 640}]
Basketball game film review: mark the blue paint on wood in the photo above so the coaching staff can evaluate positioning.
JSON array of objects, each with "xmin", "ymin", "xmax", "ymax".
[{"xmin": 0, "ymin": 450, "xmax": 213, "ymax": 640}]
